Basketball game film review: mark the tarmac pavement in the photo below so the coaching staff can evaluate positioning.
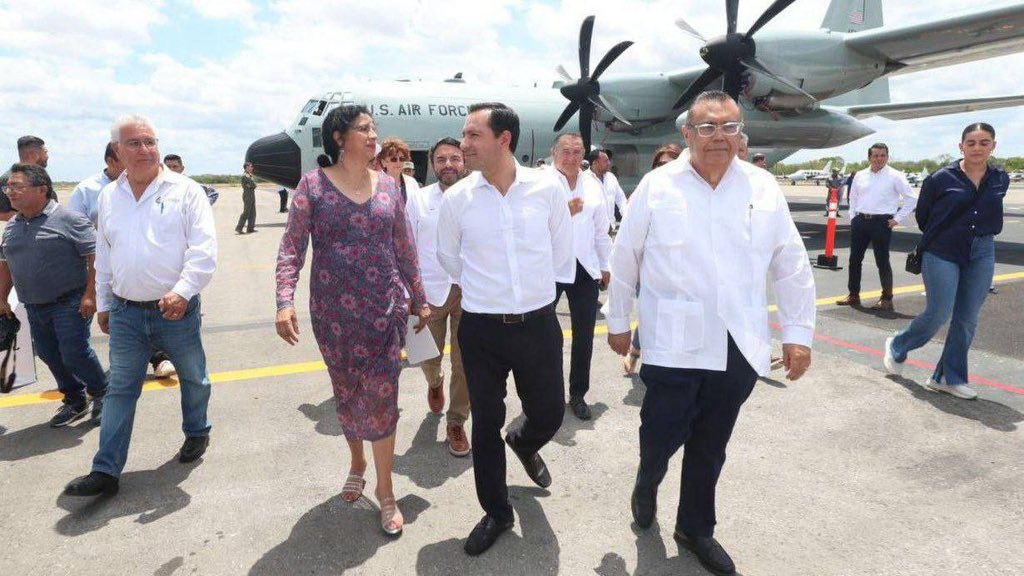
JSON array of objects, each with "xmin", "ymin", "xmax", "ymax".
[{"xmin": 1, "ymin": 184, "xmax": 1022, "ymax": 575}]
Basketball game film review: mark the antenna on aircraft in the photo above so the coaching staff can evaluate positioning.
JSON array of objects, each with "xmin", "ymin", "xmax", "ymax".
[
  {"xmin": 672, "ymin": 0, "xmax": 815, "ymax": 108},
  {"xmin": 552, "ymin": 15, "xmax": 633, "ymax": 152}
]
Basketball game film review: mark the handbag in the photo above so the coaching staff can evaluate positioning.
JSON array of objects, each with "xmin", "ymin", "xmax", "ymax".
[
  {"xmin": 905, "ymin": 248, "xmax": 922, "ymax": 274},
  {"xmin": 0, "ymin": 313, "xmax": 21, "ymax": 393}
]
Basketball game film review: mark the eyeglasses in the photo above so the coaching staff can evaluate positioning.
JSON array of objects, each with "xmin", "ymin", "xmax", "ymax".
[
  {"xmin": 687, "ymin": 122, "xmax": 744, "ymax": 137},
  {"xmin": 3, "ymin": 182, "xmax": 41, "ymax": 193},
  {"xmin": 123, "ymin": 138, "xmax": 160, "ymax": 150},
  {"xmin": 352, "ymin": 123, "xmax": 376, "ymax": 134},
  {"xmin": 386, "ymin": 156, "xmax": 407, "ymax": 162}
]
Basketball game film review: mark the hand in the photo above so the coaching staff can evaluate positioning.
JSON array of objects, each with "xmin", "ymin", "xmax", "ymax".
[
  {"xmin": 782, "ymin": 343, "xmax": 811, "ymax": 380},
  {"xmin": 413, "ymin": 305, "xmax": 431, "ymax": 333},
  {"xmin": 887, "ymin": 218, "xmax": 898, "ymax": 228},
  {"xmin": 98, "ymin": 312, "xmax": 110, "ymax": 334},
  {"xmin": 159, "ymin": 292, "xmax": 188, "ymax": 321},
  {"xmin": 276, "ymin": 306, "xmax": 300, "ymax": 345},
  {"xmin": 568, "ymin": 197, "xmax": 584, "ymax": 216},
  {"xmin": 599, "ymin": 271, "xmax": 610, "ymax": 290},
  {"xmin": 608, "ymin": 331, "xmax": 631, "ymax": 356},
  {"xmin": 79, "ymin": 294, "xmax": 97, "ymax": 319}
]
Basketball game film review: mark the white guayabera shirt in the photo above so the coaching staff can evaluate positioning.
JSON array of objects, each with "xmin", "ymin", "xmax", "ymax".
[{"xmin": 606, "ymin": 158, "xmax": 816, "ymax": 376}]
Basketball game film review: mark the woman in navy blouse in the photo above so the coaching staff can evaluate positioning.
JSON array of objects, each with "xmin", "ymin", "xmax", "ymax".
[{"xmin": 882, "ymin": 122, "xmax": 1007, "ymax": 399}]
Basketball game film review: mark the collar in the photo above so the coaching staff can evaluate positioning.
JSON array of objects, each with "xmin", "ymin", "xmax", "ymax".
[
  {"xmin": 465, "ymin": 161, "xmax": 540, "ymax": 191},
  {"xmin": 116, "ymin": 166, "xmax": 183, "ymax": 201},
  {"xmin": 14, "ymin": 199, "xmax": 58, "ymax": 222}
]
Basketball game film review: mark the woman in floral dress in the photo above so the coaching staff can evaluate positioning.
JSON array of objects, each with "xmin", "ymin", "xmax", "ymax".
[{"xmin": 275, "ymin": 104, "xmax": 429, "ymax": 536}]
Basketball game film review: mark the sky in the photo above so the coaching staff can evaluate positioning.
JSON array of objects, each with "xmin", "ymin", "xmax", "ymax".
[{"xmin": 1, "ymin": 0, "xmax": 1023, "ymax": 181}]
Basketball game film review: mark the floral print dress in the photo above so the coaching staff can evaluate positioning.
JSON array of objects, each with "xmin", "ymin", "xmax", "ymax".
[{"xmin": 276, "ymin": 169, "xmax": 426, "ymax": 440}]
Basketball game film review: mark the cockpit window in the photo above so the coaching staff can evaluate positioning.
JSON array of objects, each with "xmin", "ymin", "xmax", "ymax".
[
  {"xmin": 301, "ymin": 100, "xmax": 318, "ymax": 114},
  {"xmin": 312, "ymin": 101, "xmax": 328, "ymax": 116}
]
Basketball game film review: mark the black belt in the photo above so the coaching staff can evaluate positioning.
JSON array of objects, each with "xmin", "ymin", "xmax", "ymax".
[
  {"xmin": 858, "ymin": 213, "xmax": 893, "ymax": 220},
  {"xmin": 122, "ymin": 298, "xmax": 161, "ymax": 310},
  {"xmin": 470, "ymin": 304, "xmax": 555, "ymax": 324}
]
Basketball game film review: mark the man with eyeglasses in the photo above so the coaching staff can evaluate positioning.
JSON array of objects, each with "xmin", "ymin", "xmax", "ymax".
[
  {"xmin": 406, "ymin": 137, "xmax": 472, "ymax": 457},
  {"xmin": 0, "ymin": 136, "xmax": 53, "ymax": 221},
  {"xmin": 551, "ymin": 133, "xmax": 612, "ymax": 421},
  {"xmin": 63, "ymin": 114, "xmax": 217, "ymax": 497},
  {"xmin": 235, "ymin": 161, "xmax": 257, "ymax": 234},
  {"xmin": 0, "ymin": 163, "xmax": 108, "ymax": 427},
  {"xmin": 584, "ymin": 149, "xmax": 626, "ymax": 231},
  {"xmin": 606, "ymin": 91, "xmax": 815, "ymax": 575}
]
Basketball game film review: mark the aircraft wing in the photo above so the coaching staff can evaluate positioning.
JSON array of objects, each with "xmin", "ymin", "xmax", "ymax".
[
  {"xmin": 844, "ymin": 4, "xmax": 1024, "ymax": 74},
  {"xmin": 833, "ymin": 94, "xmax": 1024, "ymax": 121}
]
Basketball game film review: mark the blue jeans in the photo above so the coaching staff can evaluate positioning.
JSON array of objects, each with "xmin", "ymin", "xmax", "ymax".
[
  {"xmin": 890, "ymin": 236, "xmax": 995, "ymax": 385},
  {"xmin": 92, "ymin": 295, "xmax": 212, "ymax": 477},
  {"xmin": 25, "ymin": 289, "xmax": 107, "ymax": 406}
]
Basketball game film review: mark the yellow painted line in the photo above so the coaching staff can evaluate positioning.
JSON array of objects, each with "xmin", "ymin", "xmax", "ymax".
[{"xmin": 3, "ymin": 273, "xmax": 1022, "ymax": 410}]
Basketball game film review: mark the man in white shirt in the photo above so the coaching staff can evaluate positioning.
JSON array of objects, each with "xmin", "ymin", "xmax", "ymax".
[
  {"xmin": 550, "ymin": 133, "xmax": 612, "ymax": 420},
  {"xmin": 437, "ymin": 102, "xmax": 573, "ymax": 556},
  {"xmin": 64, "ymin": 114, "xmax": 218, "ymax": 498},
  {"xmin": 837, "ymin": 143, "xmax": 916, "ymax": 311},
  {"xmin": 407, "ymin": 136, "xmax": 471, "ymax": 457},
  {"xmin": 585, "ymin": 149, "xmax": 627, "ymax": 229},
  {"xmin": 606, "ymin": 91, "xmax": 815, "ymax": 576}
]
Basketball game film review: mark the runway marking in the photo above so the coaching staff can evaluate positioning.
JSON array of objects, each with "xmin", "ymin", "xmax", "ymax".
[{"xmin": 3, "ymin": 275, "xmax": 1023, "ymax": 409}]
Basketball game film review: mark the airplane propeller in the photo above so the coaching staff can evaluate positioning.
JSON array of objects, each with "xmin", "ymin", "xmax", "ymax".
[
  {"xmin": 672, "ymin": 0, "xmax": 813, "ymax": 109},
  {"xmin": 553, "ymin": 15, "xmax": 634, "ymax": 152}
]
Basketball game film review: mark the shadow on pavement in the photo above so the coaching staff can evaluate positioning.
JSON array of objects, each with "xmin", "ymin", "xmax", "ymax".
[
  {"xmin": 297, "ymin": 397, "xmax": 343, "ymax": 436},
  {"xmin": 248, "ymin": 493, "xmax": 430, "ymax": 575},
  {"xmin": 0, "ymin": 420, "xmax": 95, "ymax": 462},
  {"xmin": 623, "ymin": 373, "xmax": 645, "ymax": 407},
  {"xmin": 392, "ymin": 414, "xmax": 472, "ymax": 489},
  {"xmin": 595, "ymin": 522, "xmax": 739, "ymax": 575},
  {"xmin": 54, "ymin": 458, "xmax": 198, "ymax": 536},
  {"xmin": 415, "ymin": 486, "xmax": 559, "ymax": 575},
  {"xmin": 888, "ymin": 375, "xmax": 1023, "ymax": 431}
]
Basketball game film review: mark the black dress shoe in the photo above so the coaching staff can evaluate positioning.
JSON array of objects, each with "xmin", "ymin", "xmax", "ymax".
[
  {"xmin": 504, "ymin": 434, "xmax": 551, "ymax": 488},
  {"xmin": 178, "ymin": 435, "xmax": 210, "ymax": 463},
  {"xmin": 464, "ymin": 515, "xmax": 514, "ymax": 556},
  {"xmin": 64, "ymin": 472, "xmax": 119, "ymax": 497},
  {"xmin": 674, "ymin": 530, "xmax": 736, "ymax": 575},
  {"xmin": 631, "ymin": 483, "xmax": 657, "ymax": 528},
  {"xmin": 569, "ymin": 396, "xmax": 592, "ymax": 421}
]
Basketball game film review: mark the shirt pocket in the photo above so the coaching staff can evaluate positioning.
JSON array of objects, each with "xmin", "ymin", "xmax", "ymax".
[
  {"xmin": 650, "ymin": 207, "xmax": 687, "ymax": 247},
  {"xmin": 653, "ymin": 299, "xmax": 704, "ymax": 352}
]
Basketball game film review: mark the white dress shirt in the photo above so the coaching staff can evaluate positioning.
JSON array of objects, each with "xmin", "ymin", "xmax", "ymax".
[
  {"xmin": 95, "ymin": 168, "xmax": 218, "ymax": 312},
  {"xmin": 407, "ymin": 182, "xmax": 457, "ymax": 307},
  {"xmin": 586, "ymin": 169, "xmax": 627, "ymax": 224},
  {"xmin": 553, "ymin": 169, "xmax": 612, "ymax": 281},
  {"xmin": 606, "ymin": 158, "xmax": 816, "ymax": 376},
  {"xmin": 67, "ymin": 169, "xmax": 115, "ymax": 225},
  {"xmin": 436, "ymin": 163, "xmax": 574, "ymax": 314},
  {"xmin": 848, "ymin": 165, "xmax": 917, "ymax": 222}
]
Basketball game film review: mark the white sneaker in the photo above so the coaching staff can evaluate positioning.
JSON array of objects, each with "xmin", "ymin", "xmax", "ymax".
[
  {"xmin": 925, "ymin": 378, "xmax": 978, "ymax": 400},
  {"xmin": 882, "ymin": 336, "xmax": 903, "ymax": 375},
  {"xmin": 154, "ymin": 360, "xmax": 177, "ymax": 379}
]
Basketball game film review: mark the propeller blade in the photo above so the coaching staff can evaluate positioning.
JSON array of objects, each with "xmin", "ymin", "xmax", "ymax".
[
  {"xmin": 555, "ymin": 64, "xmax": 574, "ymax": 82},
  {"xmin": 675, "ymin": 18, "xmax": 706, "ymax": 42},
  {"xmin": 747, "ymin": 0, "xmax": 799, "ymax": 37},
  {"xmin": 726, "ymin": 0, "xmax": 739, "ymax": 35},
  {"xmin": 740, "ymin": 55, "xmax": 815, "ymax": 100},
  {"xmin": 672, "ymin": 66, "xmax": 721, "ymax": 109},
  {"xmin": 579, "ymin": 15, "xmax": 595, "ymax": 79},
  {"xmin": 593, "ymin": 94, "xmax": 632, "ymax": 126},
  {"xmin": 553, "ymin": 101, "xmax": 581, "ymax": 132},
  {"xmin": 723, "ymin": 70, "xmax": 743, "ymax": 101},
  {"xmin": 579, "ymin": 104, "xmax": 594, "ymax": 153},
  {"xmin": 591, "ymin": 40, "xmax": 633, "ymax": 81}
]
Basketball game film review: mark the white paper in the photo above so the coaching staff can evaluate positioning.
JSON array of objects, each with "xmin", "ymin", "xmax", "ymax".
[{"xmin": 404, "ymin": 316, "xmax": 440, "ymax": 365}]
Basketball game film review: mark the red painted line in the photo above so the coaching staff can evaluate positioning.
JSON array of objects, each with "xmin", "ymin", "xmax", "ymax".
[{"xmin": 771, "ymin": 323, "xmax": 1024, "ymax": 396}]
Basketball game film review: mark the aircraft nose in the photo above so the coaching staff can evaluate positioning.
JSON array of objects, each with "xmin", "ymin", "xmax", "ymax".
[{"xmin": 245, "ymin": 132, "xmax": 302, "ymax": 189}]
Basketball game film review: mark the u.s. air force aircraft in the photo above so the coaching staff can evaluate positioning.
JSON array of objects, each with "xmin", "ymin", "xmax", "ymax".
[{"xmin": 247, "ymin": 0, "xmax": 1024, "ymax": 192}]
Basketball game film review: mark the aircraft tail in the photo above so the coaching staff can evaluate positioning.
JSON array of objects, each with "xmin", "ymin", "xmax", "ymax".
[
  {"xmin": 821, "ymin": 0, "xmax": 883, "ymax": 33},
  {"xmin": 822, "ymin": 160, "xmax": 833, "ymax": 173}
]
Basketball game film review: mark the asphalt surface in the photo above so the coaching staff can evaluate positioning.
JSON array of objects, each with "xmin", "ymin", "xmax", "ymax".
[{"xmin": 1, "ymin": 182, "xmax": 1022, "ymax": 576}]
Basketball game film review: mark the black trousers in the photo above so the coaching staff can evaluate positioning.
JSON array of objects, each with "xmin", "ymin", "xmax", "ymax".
[
  {"xmin": 848, "ymin": 214, "xmax": 894, "ymax": 296},
  {"xmin": 635, "ymin": 335, "xmax": 757, "ymax": 538},
  {"xmin": 278, "ymin": 189, "xmax": 288, "ymax": 212},
  {"xmin": 458, "ymin": 309, "xmax": 565, "ymax": 524},
  {"xmin": 554, "ymin": 261, "xmax": 599, "ymax": 400}
]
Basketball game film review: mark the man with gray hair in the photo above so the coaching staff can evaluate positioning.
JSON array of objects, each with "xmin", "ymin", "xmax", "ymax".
[
  {"xmin": 0, "ymin": 163, "xmax": 108, "ymax": 427},
  {"xmin": 606, "ymin": 91, "xmax": 815, "ymax": 575},
  {"xmin": 0, "ymin": 136, "xmax": 53, "ymax": 221},
  {"xmin": 64, "ymin": 115, "xmax": 218, "ymax": 497}
]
